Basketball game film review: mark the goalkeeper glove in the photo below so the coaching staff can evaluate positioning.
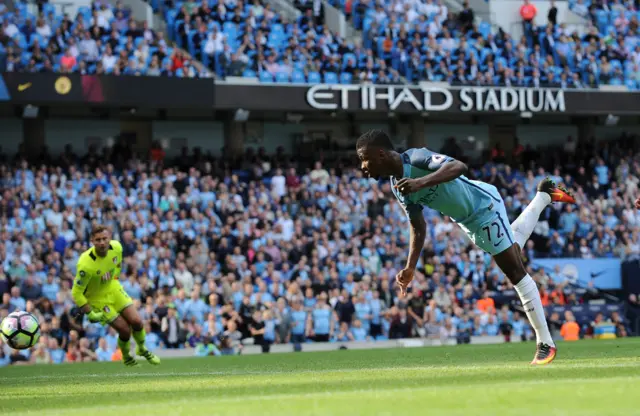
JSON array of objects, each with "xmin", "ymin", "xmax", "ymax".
[{"xmin": 87, "ymin": 310, "xmax": 105, "ymax": 324}]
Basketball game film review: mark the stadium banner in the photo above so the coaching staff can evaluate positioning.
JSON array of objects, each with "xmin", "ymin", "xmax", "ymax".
[
  {"xmin": 546, "ymin": 303, "xmax": 623, "ymax": 317},
  {"xmin": 531, "ymin": 258, "xmax": 622, "ymax": 290},
  {"xmin": 2, "ymin": 72, "xmax": 215, "ymax": 109},
  {"xmin": 214, "ymin": 83, "xmax": 640, "ymax": 115},
  {"xmin": 622, "ymin": 259, "xmax": 640, "ymax": 294}
]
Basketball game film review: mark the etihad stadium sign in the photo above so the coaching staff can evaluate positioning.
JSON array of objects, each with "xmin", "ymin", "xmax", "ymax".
[
  {"xmin": 214, "ymin": 82, "xmax": 640, "ymax": 116},
  {"xmin": 4, "ymin": 73, "xmax": 640, "ymax": 117},
  {"xmin": 305, "ymin": 85, "xmax": 566, "ymax": 113}
]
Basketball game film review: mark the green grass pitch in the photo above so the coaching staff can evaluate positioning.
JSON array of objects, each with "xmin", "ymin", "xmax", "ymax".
[{"xmin": 1, "ymin": 339, "xmax": 639, "ymax": 416}]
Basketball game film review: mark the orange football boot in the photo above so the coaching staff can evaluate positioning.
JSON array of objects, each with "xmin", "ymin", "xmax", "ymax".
[{"xmin": 538, "ymin": 177, "xmax": 576, "ymax": 204}]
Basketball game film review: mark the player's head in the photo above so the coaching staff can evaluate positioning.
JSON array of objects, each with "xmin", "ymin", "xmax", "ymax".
[
  {"xmin": 90, "ymin": 225, "xmax": 110, "ymax": 257},
  {"xmin": 356, "ymin": 129, "xmax": 397, "ymax": 180}
]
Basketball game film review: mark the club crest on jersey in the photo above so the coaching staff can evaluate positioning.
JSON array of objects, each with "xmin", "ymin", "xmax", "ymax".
[
  {"xmin": 113, "ymin": 257, "xmax": 118, "ymax": 264},
  {"xmin": 97, "ymin": 270, "xmax": 101, "ymax": 275},
  {"xmin": 79, "ymin": 271, "xmax": 86, "ymax": 278},
  {"xmin": 103, "ymin": 306, "xmax": 111, "ymax": 313}
]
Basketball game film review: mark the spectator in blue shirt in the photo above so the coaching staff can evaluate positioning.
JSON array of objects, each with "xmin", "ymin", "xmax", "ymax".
[
  {"xmin": 203, "ymin": 313, "xmax": 223, "ymax": 338},
  {"xmin": 485, "ymin": 315, "xmax": 500, "ymax": 336},
  {"xmin": 559, "ymin": 205, "xmax": 579, "ymax": 234},
  {"xmin": 354, "ymin": 292, "xmax": 372, "ymax": 333},
  {"xmin": 303, "ymin": 287, "xmax": 317, "ymax": 310},
  {"xmin": 122, "ymin": 275, "xmax": 142, "ymax": 300},
  {"xmin": 333, "ymin": 322, "xmax": 354, "ymax": 342},
  {"xmin": 594, "ymin": 159, "xmax": 610, "ymax": 186},
  {"xmin": 549, "ymin": 232, "xmax": 565, "ymax": 257},
  {"xmin": 351, "ymin": 320, "xmax": 368, "ymax": 341},
  {"xmin": 41, "ymin": 273, "xmax": 60, "ymax": 302},
  {"xmin": 95, "ymin": 337, "xmax": 114, "ymax": 362},
  {"xmin": 144, "ymin": 322, "xmax": 161, "ymax": 351},
  {"xmin": 9, "ymin": 287, "xmax": 26, "ymax": 312},
  {"xmin": 309, "ymin": 295, "xmax": 333, "ymax": 342},
  {"xmin": 195, "ymin": 337, "xmax": 222, "ymax": 357},
  {"xmin": 289, "ymin": 300, "xmax": 308, "ymax": 345},
  {"xmin": 104, "ymin": 327, "xmax": 119, "ymax": 352},
  {"xmin": 604, "ymin": 208, "xmax": 620, "ymax": 229},
  {"xmin": 511, "ymin": 312, "xmax": 527, "ymax": 341},
  {"xmin": 263, "ymin": 310, "xmax": 277, "ymax": 346},
  {"xmin": 457, "ymin": 315, "xmax": 474, "ymax": 344},
  {"xmin": 173, "ymin": 290, "xmax": 188, "ymax": 318},
  {"xmin": 183, "ymin": 291, "xmax": 209, "ymax": 325},
  {"xmin": 576, "ymin": 214, "xmax": 593, "ymax": 239},
  {"xmin": 251, "ymin": 282, "xmax": 274, "ymax": 306}
]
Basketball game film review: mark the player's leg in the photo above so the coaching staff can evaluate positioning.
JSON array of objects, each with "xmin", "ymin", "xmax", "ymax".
[
  {"xmin": 511, "ymin": 178, "xmax": 575, "ymax": 247},
  {"xmin": 120, "ymin": 305, "xmax": 161, "ymax": 365},
  {"xmin": 467, "ymin": 200, "xmax": 556, "ymax": 365},
  {"xmin": 91, "ymin": 298, "xmax": 137, "ymax": 366},
  {"xmin": 493, "ymin": 245, "xmax": 556, "ymax": 365},
  {"xmin": 109, "ymin": 316, "xmax": 138, "ymax": 367}
]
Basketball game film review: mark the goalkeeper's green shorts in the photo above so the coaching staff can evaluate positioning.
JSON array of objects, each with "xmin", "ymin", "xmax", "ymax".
[{"xmin": 90, "ymin": 287, "xmax": 133, "ymax": 324}]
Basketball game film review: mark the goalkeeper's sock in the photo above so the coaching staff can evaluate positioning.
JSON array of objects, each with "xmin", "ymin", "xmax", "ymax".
[
  {"xmin": 132, "ymin": 328, "xmax": 147, "ymax": 353},
  {"xmin": 118, "ymin": 337, "xmax": 132, "ymax": 358},
  {"xmin": 133, "ymin": 328, "xmax": 161, "ymax": 365}
]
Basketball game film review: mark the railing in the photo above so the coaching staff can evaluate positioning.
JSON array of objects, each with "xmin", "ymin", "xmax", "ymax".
[{"xmin": 322, "ymin": 0, "xmax": 348, "ymax": 38}]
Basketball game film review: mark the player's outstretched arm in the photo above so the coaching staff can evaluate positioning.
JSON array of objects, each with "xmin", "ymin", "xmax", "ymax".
[
  {"xmin": 397, "ymin": 211, "xmax": 426, "ymax": 296},
  {"xmin": 396, "ymin": 160, "xmax": 468, "ymax": 195},
  {"xmin": 71, "ymin": 275, "xmax": 91, "ymax": 314},
  {"xmin": 406, "ymin": 212, "xmax": 426, "ymax": 271},
  {"xmin": 72, "ymin": 259, "xmax": 105, "ymax": 324}
]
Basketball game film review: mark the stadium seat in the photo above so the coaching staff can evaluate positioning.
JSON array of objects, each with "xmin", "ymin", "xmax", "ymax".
[
  {"xmin": 339, "ymin": 72, "xmax": 353, "ymax": 84},
  {"xmin": 308, "ymin": 71, "xmax": 322, "ymax": 83},
  {"xmin": 275, "ymin": 72, "xmax": 290, "ymax": 83},
  {"xmin": 324, "ymin": 72, "xmax": 338, "ymax": 84},
  {"xmin": 291, "ymin": 70, "xmax": 306, "ymax": 83},
  {"xmin": 243, "ymin": 69, "xmax": 257, "ymax": 78},
  {"xmin": 259, "ymin": 71, "xmax": 275, "ymax": 83}
]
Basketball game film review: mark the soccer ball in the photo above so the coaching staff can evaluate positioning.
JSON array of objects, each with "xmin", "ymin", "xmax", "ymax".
[{"xmin": 0, "ymin": 311, "xmax": 41, "ymax": 350}]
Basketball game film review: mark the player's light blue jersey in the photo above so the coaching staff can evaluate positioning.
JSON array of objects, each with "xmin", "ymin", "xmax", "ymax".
[{"xmin": 390, "ymin": 147, "xmax": 501, "ymax": 224}]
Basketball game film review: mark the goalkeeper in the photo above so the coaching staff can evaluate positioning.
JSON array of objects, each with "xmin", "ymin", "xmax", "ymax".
[{"xmin": 72, "ymin": 225, "xmax": 160, "ymax": 367}]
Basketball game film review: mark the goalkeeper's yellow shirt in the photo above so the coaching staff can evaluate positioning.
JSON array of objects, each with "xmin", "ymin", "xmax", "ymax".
[{"xmin": 71, "ymin": 240, "xmax": 124, "ymax": 308}]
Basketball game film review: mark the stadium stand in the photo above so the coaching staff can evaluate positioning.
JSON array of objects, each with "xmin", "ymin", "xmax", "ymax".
[
  {"xmin": 0, "ymin": 0, "xmax": 205, "ymax": 77},
  {"xmin": 0, "ymin": 131, "xmax": 637, "ymax": 364},
  {"xmin": 1, "ymin": 0, "xmax": 638, "ymax": 87},
  {"xmin": 160, "ymin": 0, "xmax": 369, "ymax": 82}
]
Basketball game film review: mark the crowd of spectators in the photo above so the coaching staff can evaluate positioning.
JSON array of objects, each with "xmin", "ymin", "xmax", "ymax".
[
  {"xmin": 1, "ymin": 1, "xmax": 206, "ymax": 77},
  {"xmin": 352, "ymin": 0, "xmax": 639, "ymax": 87},
  {"xmin": 2, "ymin": 0, "xmax": 639, "ymax": 87},
  {"xmin": 0, "ymin": 131, "xmax": 638, "ymax": 365},
  {"xmin": 158, "ymin": 0, "xmax": 640, "ymax": 86}
]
